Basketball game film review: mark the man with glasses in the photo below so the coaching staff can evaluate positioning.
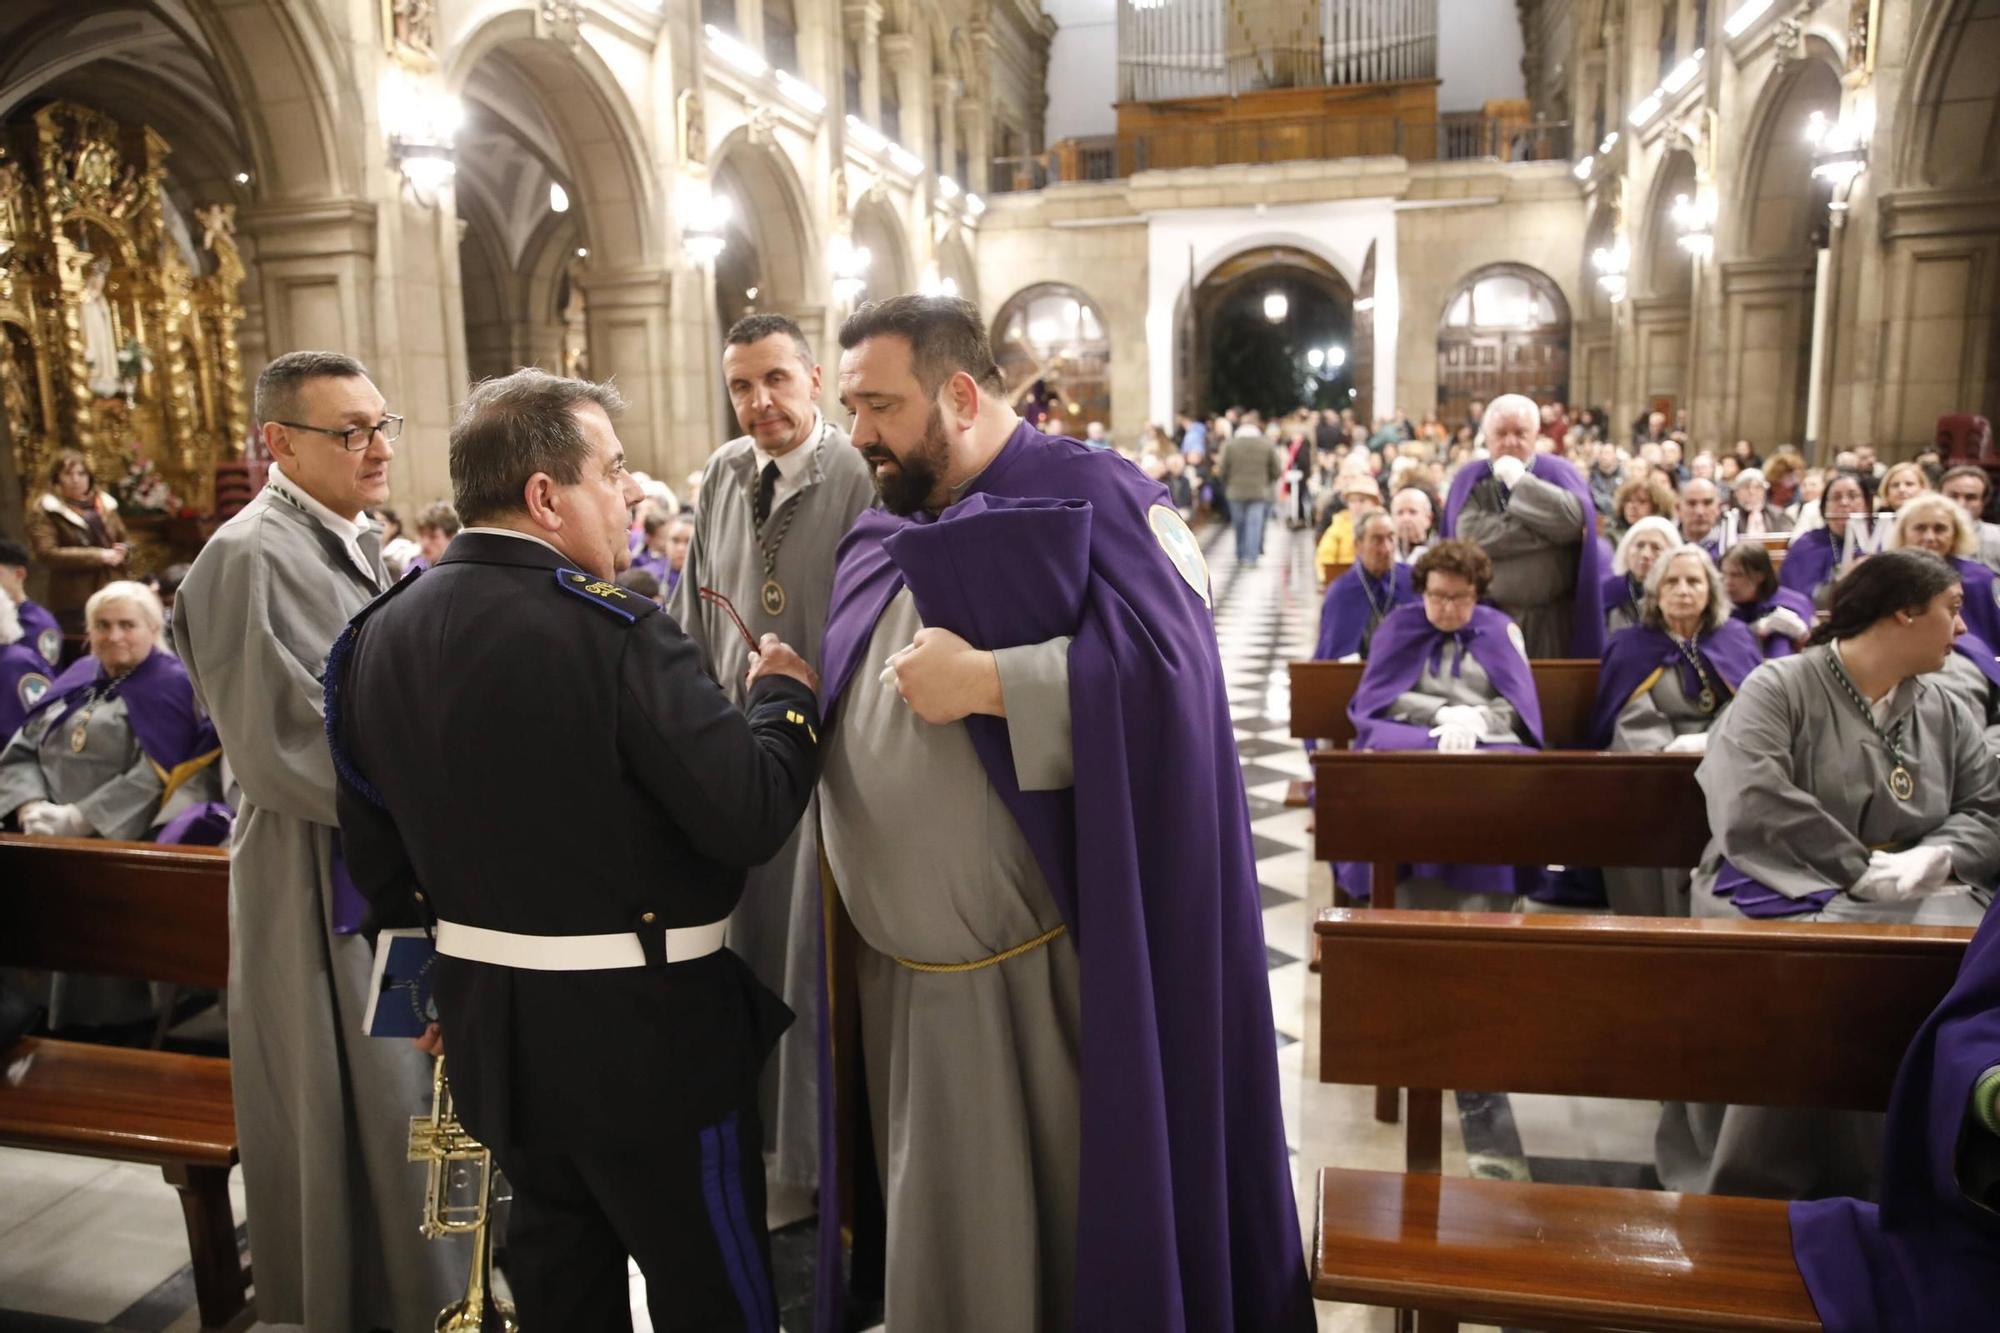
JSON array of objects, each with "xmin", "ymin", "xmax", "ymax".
[{"xmin": 173, "ymin": 351, "xmax": 464, "ymax": 1331}]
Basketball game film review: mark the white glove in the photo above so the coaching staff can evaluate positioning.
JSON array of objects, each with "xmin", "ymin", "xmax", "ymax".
[
  {"xmin": 1429, "ymin": 722, "xmax": 1480, "ymax": 753},
  {"xmin": 1663, "ymin": 731, "xmax": 1710, "ymax": 754},
  {"xmin": 1849, "ymin": 845, "xmax": 1957, "ymax": 902},
  {"xmin": 22, "ymin": 802, "xmax": 90, "ymax": 838},
  {"xmin": 1335, "ymin": 652, "xmax": 1362, "ymax": 664},
  {"xmin": 1752, "ymin": 607, "xmax": 1810, "ymax": 643},
  {"xmin": 15, "ymin": 799, "xmax": 50, "ymax": 831},
  {"xmin": 1491, "ymin": 454, "xmax": 1528, "ymax": 489},
  {"xmin": 1431, "ymin": 704, "xmax": 1486, "ymax": 732}
]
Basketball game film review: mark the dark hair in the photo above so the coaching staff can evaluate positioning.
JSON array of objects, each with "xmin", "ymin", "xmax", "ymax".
[
  {"xmin": 255, "ymin": 350, "xmax": 370, "ymax": 425},
  {"xmin": 837, "ymin": 294, "xmax": 1004, "ymax": 398},
  {"xmin": 1412, "ymin": 537, "xmax": 1493, "ymax": 596},
  {"xmin": 47, "ymin": 448, "xmax": 93, "ymax": 492},
  {"xmin": 725, "ymin": 313, "xmax": 814, "ymax": 367},
  {"xmin": 1805, "ymin": 549, "xmax": 1962, "ymax": 647},
  {"xmin": 449, "ymin": 369, "xmax": 626, "ymax": 526},
  {"xmin": 643, "ymin": 511, "xmax": 671, "ymax": 537},
  {"xmin": 415, "ymin": 500, "xmax": 461, "ymax": 537},
  {"xmin": 1719, "ymin": 540, "xmax": 1779, "ymax": 600},
  {"xmin": 1824, "ymin": 468, "xmax": 1874, "ymax": 508},
  {"xmin": 157, "ymin": 562, "xmax": 192, "ymax": 598},
  {"xmin": 0, "ymin": 536, "xmax": 28, "ymax": 568},
  {"xmin": 616, "ymin": 567, "xmax": 661, "ymax": 600},
  {"xmin": 1940, "ymin": 464, "xmax": 1992, "ymax": 504}
]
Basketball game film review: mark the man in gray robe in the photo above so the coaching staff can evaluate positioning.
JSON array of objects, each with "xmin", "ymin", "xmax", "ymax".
[
  {"xmin": 666, "ymin": 313, "xmax": 875, "ymax": 1192},
  {"xmin": 1455, "ymin": 394, "xmax": 1588, "ymax": 657},
  {"xmin": 173, "ymin": 351, "xmax": 464, "ymax": 1331}
]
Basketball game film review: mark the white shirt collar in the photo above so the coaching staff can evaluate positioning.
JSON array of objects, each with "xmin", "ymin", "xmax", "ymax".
[
  {"xmin": 751, "ymin": 414, "xmax": 825, "ymax": 481},
  {"xmin": 460, "ymin": 525, "xmax": 566, "ymax": 558},
  {"xmin": 265, "ymin": 463, "xmax": 380, "ymax": 585}
]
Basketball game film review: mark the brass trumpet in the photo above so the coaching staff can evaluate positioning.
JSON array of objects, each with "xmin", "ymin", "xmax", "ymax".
[{"xmin": 409, "ymin": 1055, "xmax": 518, "ymax": 1332}]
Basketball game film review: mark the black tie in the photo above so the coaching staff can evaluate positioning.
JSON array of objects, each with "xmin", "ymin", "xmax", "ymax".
[{"xmin": 754, "ymin": 460, "xmax": 779, "ymax": 528}]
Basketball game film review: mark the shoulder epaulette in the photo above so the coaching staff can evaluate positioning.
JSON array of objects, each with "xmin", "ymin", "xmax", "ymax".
[{"xmin": 555, "ymin": 567, "xmax": 655, "ymax": 624}]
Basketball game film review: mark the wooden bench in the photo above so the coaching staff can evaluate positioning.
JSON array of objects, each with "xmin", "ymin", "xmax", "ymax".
[
  {"xmin": 0, "ymin": 834, "xmax": 248, "ymax": 1329},
  {"xmin": 1310, "ymin": 909, "xmax": 1974, "ymax": 1332}
]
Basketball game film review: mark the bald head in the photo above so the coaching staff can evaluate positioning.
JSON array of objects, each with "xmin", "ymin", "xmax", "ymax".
[{"xmin": 1482, "ymin": 393, "xmax": 1540, "ymax": 462}]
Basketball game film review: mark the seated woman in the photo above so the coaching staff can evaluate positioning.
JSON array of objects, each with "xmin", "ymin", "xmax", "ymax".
[
  {"xmin": 1588, "ymin": 546, "xmax": 1763, "ymax": 916},
  {"xmin": 1781, "ymin": 470, "xmax": 1873, "ymax": 607},
  {"xmin": 1886, "ymin": 493, "xmax": 2000, "ymax": 651},
  {"xmin": 1343, "ymin": 539, "xmax": 1544, "ymax": 911},
  {"xmin": 1660, "ymin": 551, "xmax": 1999, "ymax": 1202},
  {"xmin": 1876, "ymin": 460, "xmax": 1930, "ymax": 515},
  {"xmin": 1602, "ymin": 516, "xmax": 1679, "ymax": 633},
  {"xmin": 1609, "ymin": 474, "xmax": 1676, "ymax": 543},
  {"xmin": 1728, "ymin": 467, "xmax": 1793, "ymax": 536},
  {"xmin": 1720, "ymin": 541, "xmax": 1815, "ymax": 659}
]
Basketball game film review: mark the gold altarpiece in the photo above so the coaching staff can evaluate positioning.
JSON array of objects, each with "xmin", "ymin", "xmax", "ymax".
[{"xmin": 0, "ymin": 102, "xmax": 247, "ymax": 549}]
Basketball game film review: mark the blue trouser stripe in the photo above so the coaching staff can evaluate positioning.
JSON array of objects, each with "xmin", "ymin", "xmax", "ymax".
[
  {"xmin": 718, "ymin": 1113, "xmax": 777, "ymax": 1331},
  {"xmin": 699, "ymin": 1121, "xmax": 764, "ymax": 1330}
]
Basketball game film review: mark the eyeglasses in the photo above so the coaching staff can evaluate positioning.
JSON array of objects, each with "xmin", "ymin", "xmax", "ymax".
[
  {"xmin": 1422, "ymin": 589, "xmax": 1477, "ymax": 607},
  {"xmin": 274, "ymin": 415, "xmax": 404, "ymax": 451}
]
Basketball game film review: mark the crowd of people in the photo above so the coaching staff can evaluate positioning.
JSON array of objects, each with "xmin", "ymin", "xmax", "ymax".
[{"xmin": 2, "ymin": 324, "xmax": 1996, "ymax": 1329}]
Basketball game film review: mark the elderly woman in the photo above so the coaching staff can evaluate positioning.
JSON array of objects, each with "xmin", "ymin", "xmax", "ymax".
[
  {"xmin": 1586, "ymin": 546, "xmax": 1763, "ymax": 916},
  {"xmin": 1729, "ymin": 468, "xmax": 1793, "ymax": 536},
  {"xmin": 1610, "ymin": 474, "xmax": 1677, "ymax": 542},
  {"xmin": 1344, "ymin": 539, "xmax": 1544, "ymax": 911},
  {"xmin": 1720, "ymin": 541, "xmax": 1814, "ymax": 659},
  {"xmin": 1659, "ymin": 551, "xmax": 2000, "ymax": 1201},
  {"xmin": 1781, "ymin": 471, "xmax": 1873, "ymax": 606},
  {"xmin": 1603, "ymin": 516, "xmax": 1680, "ymax": 633},
  {"xmin": 1886, "ymin": 493, "xmax": 2000, "ymax": 651},
  {"xmin": 1877, "ymin": 461, "xmax": 1930, "ymax": 514},
  {"xmin": 25, "ymin": 449, "xmax": 128, "ymax": 635}
]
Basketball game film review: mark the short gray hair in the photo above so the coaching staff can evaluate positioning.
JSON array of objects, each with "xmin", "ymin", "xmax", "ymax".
[
  {"xmin": 449, "ymin": 369, "xmax": 626, "ymax": 526},
  {"xmin": 1641, "ymin": 544, "xmax": 1729, "ymax": 633},
  {"xmin": 84, "ymin": 580, "xmax": 164, "ymax": 639},
  {"xmin": 255, "ymin": 350, "xmax": 371, "ymax": 425},
  {"xmin": 1481, "ymin": 393, "xmax": 1539, "ymax": 438}
]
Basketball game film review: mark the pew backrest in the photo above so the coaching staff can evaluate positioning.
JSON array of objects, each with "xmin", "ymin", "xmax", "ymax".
[
  {"xmin": 1291, "ymin": 659, "xmax": 1602, "ymax": 748},
  {"xmin": 1311, "ymin": 749, "xmax": 1709, "ymax": 868},
  {"xmin": 0, "ymin": 834, "xmax": 229, "ymax": 989}
]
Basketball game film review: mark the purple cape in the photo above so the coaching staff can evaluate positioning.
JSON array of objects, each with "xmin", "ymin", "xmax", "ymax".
[
  {"xmin": 18, "ymin": 598, "xmax": 61, "ymax": 667},
  {"xmin": 1952, "ymin": 558, "xmax": 2000, "ymax": 655},
  {"xmin": 816, "ymin": 424, "xmax": 1312, "ymax": 1333},
  {"xmin": 1951, "ymin": 630, "xmax": 2000, "ymax": 693},
  {"xmin": 1602, "ymin": 570, "xmax": 1643, "ymax": 627},
  {"xmin": 1779, "ymin": 526, "xmax": 1840, "ymax": 602},
  {"xmin": 1441, "ymin": 453, "xmax": 1607, "ymax": 656},
  {"xmin": 1314, "ymin": 561, "xmax": 1415, "ymax": 660},
  {"xmin": 1732, "ymin": 586, "xmax": 1818, "ymax": 659},
  {"xmin": 1789, "ymin": 900, "xmax": 2000, "ymax": 1331},
  {"xmin": 1586, "ymin": 620, "xmax": 1764, "ymax": 751},
  {"xmin": 24, "ymin": 648, "xmax": 228, "ymax": 845},
  {"xmin": 1343, "ymin": 603, "xmax": 1546, "ymax": 899},
  {"xmin": 630, "ymin": 549, "xmax": 669, "ymax": 586},
  {"xmin": 2, "ymin": 640, "xmax": 52, "ymax": 740}
]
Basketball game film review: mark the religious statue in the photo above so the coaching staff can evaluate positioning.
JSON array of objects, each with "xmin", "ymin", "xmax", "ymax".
[{"xmin": 79, "ymin": 259, "xmax": 122, "ymax": 399}]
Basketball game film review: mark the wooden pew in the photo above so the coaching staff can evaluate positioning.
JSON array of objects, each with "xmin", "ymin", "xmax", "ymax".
[
  {"xmin": 1290, "ymin": 658, "xmax": 1605, "ymax": 750},
  {"xmin": 0, "ymin": 834, "xmax": 248, "ymax": 1330},
  {"xmin": 1310, "ymin": 909, "xmax": 1973, "ymax": 1332}
]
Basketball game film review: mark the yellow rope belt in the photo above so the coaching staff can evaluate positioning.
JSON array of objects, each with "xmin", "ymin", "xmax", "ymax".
[{"xmin": 893, "ymin": 923, "xmax": 1068, "ymax": 974}]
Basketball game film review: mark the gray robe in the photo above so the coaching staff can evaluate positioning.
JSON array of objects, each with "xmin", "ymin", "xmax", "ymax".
[
  {"xmin": 1387, "ymin": 643, "xmax": 1524, "ymax": 912},
  {"xmin": 173, "ymin": 485, "xmax": 465, "ymax": 1332},
  {"xmin": 666, "ymin": 422, "xmax": 875, "ymax": 1189},
  {"xmin": 1602, "ymin": 662, "xmax": 1721, "ymax": 918},
  {"xmin": 1455, "ymin": 473, "xmax": 1584, "ymax": 659},
  {"xmin": 1658, "ymin": 646, "xmax": 1998, "ymax": 1200},
  {"xmin": 821, "ymin": 588, "xmax": 1081, "ymax": 1332},
  {"xmin": 0, "ymin": 664, "xmax": 223, "ymax": 1026}
]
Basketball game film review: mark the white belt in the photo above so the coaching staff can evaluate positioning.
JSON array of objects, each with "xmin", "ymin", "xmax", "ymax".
[{"xmin": 433, "ymin": 919, "xmax": 727, "ymax": 971}]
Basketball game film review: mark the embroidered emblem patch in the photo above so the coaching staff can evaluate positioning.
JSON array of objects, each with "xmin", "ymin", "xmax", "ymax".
[
  {"xmin": 555, "ymin": 567, "xmax": 639, "ymax": 622},
  {"xmin": 1148, "ymin": 505, "xmax": 1211, "ymax": 607},
  {"xmin": 36, "ymin": 628, "xmax": 59, "ymax": 666},
  {"xmin": 1507, "ymin": 621, "xmax": 1529, "ymax": 662},
  {"xmin": 18, "ymin": 672, "xmax": 49, "ymax": 711}
]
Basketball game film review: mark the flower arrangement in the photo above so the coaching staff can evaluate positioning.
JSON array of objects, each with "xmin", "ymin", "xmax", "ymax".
[
  {"xmin": 116, "ymin": 335, "xmax": 152, "ymax": 402},
  {"xmin": 112, "ymin": 442, "xmax": 182, "ymax": 515}
]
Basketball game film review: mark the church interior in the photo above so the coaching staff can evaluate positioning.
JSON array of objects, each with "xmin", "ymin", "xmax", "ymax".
[{"xmin": 3, "ymin": 0, "xmax": 1999, "ymax": 1330}]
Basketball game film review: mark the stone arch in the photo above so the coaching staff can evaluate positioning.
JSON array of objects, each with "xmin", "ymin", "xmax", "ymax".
[
  {"xmin": 1181, "ymin": 244, "xmax": 1356, "ymax": 417},
  {"xmin": 1638, "ymin": 147, "xmax": 1698, "ymax": 302},
  {"xmin": 710, "ymin": 128, "xmax": 820, "ymax": 317},
  {"xmin": 445, "ymin": 11, "xmax": 660, "ymax": 269},
  {"xmin": 936, "ymin": 231, "xmax": 978, "ymax": 306},
  {"xmin": 1731, "ymin": 44, "xmax": 1842, "ymax": 261},
  {"xmin": 852, "ymin": 193, "xmax": 914, "ymax": 301},
  {"xmin": 1898, "ymin": 0, "xmax": 2000, "ymax": 191},
  {"xmin": 991, "ymin": 282, "xmax": 1112, "ymax": 427},
  {"xmin": 1435, "ymin": 263, "xmax": 1572, "ymax": 425}
]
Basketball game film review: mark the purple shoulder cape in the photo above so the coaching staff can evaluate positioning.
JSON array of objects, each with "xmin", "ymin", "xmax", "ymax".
[
  {"xmin": 1442, "ymin": 454, "xmax": 1607, "ymax": 656},
  {"xmin": 1952, "ymin": 558, "xmax": 2000, "ymax": 655},
  {"xmin": 1314, "ymin": 562, "xmax": 1415, "ymax": 660},
  {"xmin": 1, "ymin": 641, "xmax": 52, "ymax": 741},
  {"xmin": 1780, "ymin": 527, "xmax": 1838, "ymax": 601},
  {"xmin": 1601, "ymin": 570, "xmax": 1642, "ymax": 626},
  {"xmin": 1951, "ymin": 630, "xmax": 2000, "ymax": 693},
  {"xmin": 1732, "ymin": 586, "xmax": 1817, "ymax": 659},
  {"xmin": 18, "ymin": 599, "xmax": 61, "ymax": 667},
  {"xmin": 1789, "ymin": 901, "xmax": 2000, "ymax": 1331},
  {"xmin": 816, "ymin": 424, "xmax": 1313, "ymax": 1333},
  {"xmin": 1347, "ymin": 603, "xmax": 1544, "ymax": 751},
  {"xmin": 1587, "ymin": 620, "xmax": 1764, "ymax": 750}
]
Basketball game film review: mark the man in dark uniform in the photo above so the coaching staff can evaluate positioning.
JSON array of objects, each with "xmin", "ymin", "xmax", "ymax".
[{"xmin": 327, "ymin": 368, "xmax": 821, "ymax": 1331}]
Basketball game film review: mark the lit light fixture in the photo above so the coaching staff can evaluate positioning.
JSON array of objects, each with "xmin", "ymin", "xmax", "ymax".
[
  {"xmin": 381, "ymin": 66, "xmax": 463, "ymax": 201},
  {"xmin": 1592, "ymin": 238, "xmax": 1631, "ymax": 303},
  {"xmin": 774, "ymin": 70, "xmax": 826, "ymax": 114},
  {"xmin": 1724, "ymin": 0, "xmax": 1775, "ymax": 39},
  {"xmin": 1662, "ymin": 49, "xmax": 1706, "ymax": 95},
  {"xmin": 680, "ymin": 179, "xmax": 732, "ymax": 264},
  {"xmin": 1806, "ymin": 107, "xmax": 1871, "ymax": 187},
  {"xmin": 1628, "ymin": 92, "xmax": 1664, "ymax": 127},
  {"xmin": 845, "ymin": 115, "xmax": 888, "ymax": 154},
  {"xmin": 1353, "ymin": 296, "xmax": 1375, "ymax": 313},
  {"xmin": 549, "ymin": 182, "xmax": 570, "ymax": 214},
  {"xmin": 1262, "ymin": 291, "xmax": 1289, "ymax": 323},
  {"xmin": 704, "ymin": 23, "xmax": 769, "ymax": 78},
  {"xmin": 937, "ymin": 175, "xmax": 961, "ymax": 200},
  {"xmin": 830, "ymin": 233, "xmax": 873, "ymax": 306},
  {"xmin": 1573, "ymin": 154, "xmax": 1595, "ymax": 181},
  {"xmin": 746, "ymin": 285, "xmax": 760, "ymax": 300},
  {"xmin": 1672, "ymin": 189, "xmax": 1717, "ymax": 258},
  {"xmin": 965, "ymin": 193, "xmax": 986, "ymax": 216},
  {"xmin": 1324, "ymin": 345, "xmax": 1347, "ymax": 370},
  {"xmin": 576, "ymin": 246, "xmax": 589, "ymax": 258},
  {"xmin": 1598, "ymin": 132, "xmax": 1619, "ymax": 154},
  {"xmin": 919, "ymin": 265, "xmax": 959, "ymax": 299},
  {"xmin": 233, "ymin": 171, "xmax": 251, "ymax": 185},
  {"xmin": 1306, "ymin": 348, "xmax": 1324, "ymax": 369},
  {"xmin": 886, "ymin": 143, "xmax": 925, "ymax": 176}
]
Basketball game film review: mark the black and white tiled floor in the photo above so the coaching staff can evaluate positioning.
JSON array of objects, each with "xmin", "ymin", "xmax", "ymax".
[{"xmin": 1, "ymin": 520, "xmax": 1657, "ymax": 1333}]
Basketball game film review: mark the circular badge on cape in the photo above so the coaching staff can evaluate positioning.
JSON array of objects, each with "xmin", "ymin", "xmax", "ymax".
[
  {"xmin": 1506, "ymin": 621, "xmax": 1529, "ymax": 662},
  {"xmin": 1148, "ymin": 505, "xmax": 1211, "ymax": 607},
  {"xmin": 36, "ymin": 628, "xmax": 60, "ymax": 666},
  {"xmin": 17, "ymin": 672, "xmax": 49, "ymax": 712}
]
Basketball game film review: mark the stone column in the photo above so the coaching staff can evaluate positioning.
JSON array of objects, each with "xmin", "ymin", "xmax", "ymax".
[
  {"xmin": 844, "ymin": 1, "xmax": 883, "ymax": 126},
  {"xmin": 238, "ymin": 200, "xmax": 379, "ymax": 366},
  {"xmin": 932, "ymin": 75, "xmax": 958, "ymax": 176},
  {"xmin": 579, "ymin": 265, "xmax": 683, "ymax": 478},
  {"xmin": 959, "ymin": 95, "xmax": 989, "ymax": 192},
  {"xmin": 881, "ymin": 32, "xmax": 924, "ymax": 157}
]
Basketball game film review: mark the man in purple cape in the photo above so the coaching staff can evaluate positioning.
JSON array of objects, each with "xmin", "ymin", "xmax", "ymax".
[
  {"xmin": 1585, "ymin": 618, "xmax": 1764, "ymax": 751},
  {"xmin": 1344, "ymin": 597, "xmax": 1545, "ymax": 903},
  {"xmin": 814, "ymin": 296, "xmax": 1310, "ymax": 1332},
  {"xmin": 1788, "ymin": 896, "xmax": 2000, "ymax": 1330},
  {"xmin": 1, "ymin": 539, "xmax": 63, "ymax": 668},
  {"xmin": 1442, "ymin": 395, "xmax": 1606, "ymax": 658},
  {"xmin": 1315, "ymin": 510, "xmax": 1416, "ymax": 660}
]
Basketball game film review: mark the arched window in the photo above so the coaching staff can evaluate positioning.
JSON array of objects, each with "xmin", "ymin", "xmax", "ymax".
[
  {"xmin": 992, "ymin": 284, "xmax": 1112, "ymax": 429},
  {"xmin": 1436, "ymin": 264, "xmax": 1571, "ymax": 427}
]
